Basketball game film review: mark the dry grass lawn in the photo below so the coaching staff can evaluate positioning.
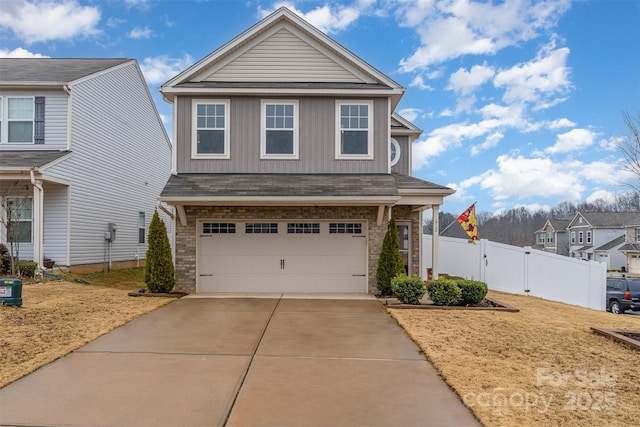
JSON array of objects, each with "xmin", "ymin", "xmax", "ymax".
[
  {"xmin": 0, "ymin": 270, "xmax": 170, "ymax": 388},
  {"xmin": 391, "ymin": 290, "xmax": 640, "ymax": 427}
]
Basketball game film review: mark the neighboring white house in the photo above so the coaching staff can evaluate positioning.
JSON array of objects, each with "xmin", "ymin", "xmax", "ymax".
[
  {"xmin": 619, "ymin": 222, "xmax": 640, "ymax": 276},
  {"xmin": 567, "ymin": 212, "xmax": 639, "ymax": 270},
  {"xmin": 0, "ymin": 58, "xmax": 172, "ymax": 272},
  {"xmin": 158, "ymin": 7, "xmax": 454, "ymax": 294}
]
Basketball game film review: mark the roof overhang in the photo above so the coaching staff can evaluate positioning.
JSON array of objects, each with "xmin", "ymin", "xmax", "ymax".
[{"xmin": 158, "ymin": 195, "xmax": 400, "ymax": 206}]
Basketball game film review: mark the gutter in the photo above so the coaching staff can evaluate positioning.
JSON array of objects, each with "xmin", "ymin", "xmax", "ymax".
[{"xmin": 30, "ymin": 168, "xmax": 44, "ymax": 270}]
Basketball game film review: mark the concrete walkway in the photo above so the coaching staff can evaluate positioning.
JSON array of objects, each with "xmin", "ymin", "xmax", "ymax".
[{"xmin": 0, "ymin": 297, "xmax": 480, "ymax": 427}]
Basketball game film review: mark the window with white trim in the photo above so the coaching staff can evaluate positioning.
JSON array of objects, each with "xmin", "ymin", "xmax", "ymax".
[
  {"xmin": 138, "ymin": 212, "xmax": 145, "ymax": 244},
  {"xmin": 4, "ymin": 97, "xmax": 34, "ymax": 143},
  {"xmin": 202, "ymin": 222, "xmax": 236, "ymax": 234},
  {"xmin": 578, "ymin": 231, "xmax": 584, "ymax": 244},
  {"xmin": 261, "ymin": 101, "xmax": 298, "ymax": 158},
  {"xmin": 636, "ymin": 227, "xmax": 640, "ymax": 242},
  {"xmin": 390, "ymin": 138, "xmax": 400, "ymax": 167},
  {"xmin": 6, "ymin": 197, "xmax": 33, "ymax": 243},
  {"xmin": 547, "ymin": 232, "xmax": 553, "ymax": 243},
  {"xmin": 571, "ymin": 231, "xmax": 576, "ymax": 244},
  {"xmin": 537, "ymin": 233, "xmax": 545, "ymax": 244},
  {"xmin": 336, "ymin": 101, "xmax": 373, "ymax": 159},
  {"xmin": 192, "ymin": 99, "xmax": 230, "ymax": 158},
  {"xmin": 586, "ymin": 230, "xmax": 592, "ymax": 244}
]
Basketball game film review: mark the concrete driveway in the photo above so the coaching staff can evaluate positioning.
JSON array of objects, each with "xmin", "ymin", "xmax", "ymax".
[{"xmin": 0, "ymin": 296, "xmax": 480, "ymax": 427}]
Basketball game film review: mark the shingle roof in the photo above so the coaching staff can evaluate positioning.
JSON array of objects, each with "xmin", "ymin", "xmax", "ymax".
[
  {"xmin": 0, "ymin": 150, "xmax": 71, "ymax": 169},
  {"xmin": 161, "ymin": 173, "xmax": 400, "ymax": 198},
  {"xmin": 576, "ymin": 212, "xmax": 640, "ymax": 228},
  {"xmin": 392, "ymin": 173, "xmax": 454, "ymax": 192},
  {"xmin": 594, "ymin": 235, "xmax": 625, "ymax": 251},
  {"xmin": 549, "ymin": 218, "xmax": 571, "ymax": 231},
  {"xmin": 0, "ymin": 59, "xmax": 130, "ymax": 83},
  {"xmin": 160, "ymin": 173, "xmax": 453, "ymax": 200},
  {"xmin": 620, "ymin": 243, "xmax": 640, "ymax": 252}
]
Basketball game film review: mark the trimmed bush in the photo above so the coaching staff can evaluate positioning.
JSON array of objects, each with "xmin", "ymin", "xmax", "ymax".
[
  {"xmin": 144, "ymin": 211, "xmax": 175, "ymax": 293},
  {"xmin": 457, "ymin": 280, "xmax": 488, "ymax": 304},
  {"xmin": 0, "ymin": 243, "xmax": 9, "ymax": 274},
  {"xmin": 427, "ymin": 279, "xmax": 461, "ymax": 306},
  {"xmin": 18, "ymin": 260, "xmax": 37, "ymax": 278},
  {"xmin": 376, "ymin": 216, "xmax": 405, "ymax": 295},
  {"xmin": 391, "ymin": 275, "xmax": 426, "ymax": 305}
]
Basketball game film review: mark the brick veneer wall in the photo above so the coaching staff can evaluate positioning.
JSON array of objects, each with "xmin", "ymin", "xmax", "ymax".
[{"xmin": 174, "ymin": 205, "xmax": 415, "ymax": 294}]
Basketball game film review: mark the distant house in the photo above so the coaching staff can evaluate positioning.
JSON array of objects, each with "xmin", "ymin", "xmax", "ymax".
[
  {"xmin": 534, "ymin": 218, "xmax": 571, "ymax": 256},
  {"xmin": 158, "ymin": 8, "xmax": 454, "ymax": 294},
  {"xmin": 619, "ymin": 221, "xmax": 640, "ymax": 276},
  {"xmin": 567, "ymin": 212, "xmax": 639, "ymax": 269},
  {"xmin": 0, "ymin": 58, "xmax": 172, "ymax": 272}
]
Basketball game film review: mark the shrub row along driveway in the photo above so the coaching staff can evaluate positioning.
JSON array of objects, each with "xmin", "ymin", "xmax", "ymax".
[{"xmin": 0, "ymin": 296, "xmax": 479, "ymax": 427}]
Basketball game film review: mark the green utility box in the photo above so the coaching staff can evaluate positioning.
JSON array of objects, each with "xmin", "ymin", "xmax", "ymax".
[{"xmin": 0, "ymin": 278, "xmax": 22, "ymax": 307}]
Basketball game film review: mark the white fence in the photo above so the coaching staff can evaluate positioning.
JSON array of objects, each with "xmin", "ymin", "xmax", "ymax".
[{"xmin": 423, "ymin": 235, "xmax": 607, "ymax": 311}]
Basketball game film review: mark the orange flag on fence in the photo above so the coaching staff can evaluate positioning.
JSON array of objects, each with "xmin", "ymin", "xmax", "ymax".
[{"xmin": 457, "ymin": 203, "xmax": 478, "ymax": 244}]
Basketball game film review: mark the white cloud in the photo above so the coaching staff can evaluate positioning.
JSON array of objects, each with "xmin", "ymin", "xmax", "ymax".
[
  {"xmin": 470, "ymin": 132, "xmax": 504, "ymax": 156},
  {"xmin": 600, "ymin": 135, "xmax": 623, "ymax": 151},
  {"xmin": 0, "ymin": 47, "xmax": 49, "ymax": 58},
  {"xmin": 478, "ymin": 154, "xmax": 585, "ymax": 201},
  {"xmin": 128, "ymin": 26, "xmax": 153, "ymax": 39},
  {"xmin": 259, "ymin": 1, "xmax": 361, "ymax": 34},
  {"xmin": 139, "ymin": 54, "xmax": 194, "ymax": 85},
  {"xmin": 586, "ymin": 189, "xmax": 616, "ymax": 204},
  {"xmin": 548, "ymin": 118, "xmax": 575, "ymax": 129},
  {"xmin": 397, "ymin": 107, "xmax": 422, "ymax": 123},
  {"xmin": 494, "ymin": 39, "xmax": 571, "ymax": 107},
  {"xmin": 0, "ymin": 0, "xmax": 100, "ymax": 43},
  {"xmin": 408, "ymin": 75, "xmax": 433, "ymax": 90},
  {"xmin": 545, "ymin": 128, "xmax": 597, "ymax": 154},
  {"xmin": 397, "ymin": 0, "xmax": 571, "ymax": 72},
  {"xmin": 447, "ymin": 63, "xmax": 495, "ymax": 95}
]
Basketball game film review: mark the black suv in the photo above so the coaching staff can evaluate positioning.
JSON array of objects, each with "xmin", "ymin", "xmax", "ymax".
[{"xmin": 606, "ymin": 278, "xmax": 640, "ymax": 314}]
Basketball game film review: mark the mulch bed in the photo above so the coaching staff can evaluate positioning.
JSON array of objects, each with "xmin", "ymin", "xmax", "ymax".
[
  {"xmin": 591, "ymin": 327, "xmax": 640, "ymax": 351},
  {"xmin": 379, "ymin": 296, "xmax": 519, "ymax": 312}
]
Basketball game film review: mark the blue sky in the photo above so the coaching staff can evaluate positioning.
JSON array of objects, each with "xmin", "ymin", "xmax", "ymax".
[{"xmin": 1, "ymin": 0, "xmax": 638, "ymax": 215}]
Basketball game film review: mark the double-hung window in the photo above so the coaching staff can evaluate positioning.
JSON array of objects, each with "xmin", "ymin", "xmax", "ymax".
[
  {"xmin": 192, "ymin": 99, "xmax": 230, "ymax": 159},
  {"xmin": 138, "ymin": 212, "xmax": 146, "ymax": 244},
  {"xmin": 261, "ymin": 100, "xmax": 298, "ymax": 159},
  {"xmin": 6, "ymin": 97, "xmax": 34, "ymax": 143},
  {"xmin": 6, "ymin": 197, "xmax": 33, "ymax": 243},
  {"xmin": 336, "ymin": 100, "xmax": 373, "ymax": 159}
]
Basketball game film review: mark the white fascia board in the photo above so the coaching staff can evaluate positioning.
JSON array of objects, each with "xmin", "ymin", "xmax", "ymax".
[
  {"xmin": 398, "ymin": 188, "xmax": 456, "ymax": 196},
  {"xmin": 159, "ymin": 195, "xmax": 400, "ymax": 206},
  {"xmin": 0, "ymin": 82, "xmax": 66, "ymax": 89},
  {"xmin": 161, "ymin": 86, "xmax": 404, "ymax": 98}
]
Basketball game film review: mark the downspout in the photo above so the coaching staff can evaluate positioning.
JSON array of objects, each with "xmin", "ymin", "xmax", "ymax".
[{"xmin": 30, "ymin": 169, "xmax": 44, "ymax": 270}]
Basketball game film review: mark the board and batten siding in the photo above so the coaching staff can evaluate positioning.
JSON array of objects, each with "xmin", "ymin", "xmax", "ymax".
[
  {"xmin": 390, "ymin": 135, "xmax": 410, "ymax": 176},
  {"xmin": 43, "ymin": 184, "xmax": 69, "ymax": 265},
  {"xmin": 207, "ymin": 27, "xmax": 365, "ymax": 83},
  {"xmin": 176, "ymin": 96, "xmax": 389, "ymax": 174},
  {"xmin": 0, "ymin": 90, "xmax": 68, "ymax": 151},
  {"xmin": 45, "ymin": 61, "xmax": 172, "ymax": 266}
]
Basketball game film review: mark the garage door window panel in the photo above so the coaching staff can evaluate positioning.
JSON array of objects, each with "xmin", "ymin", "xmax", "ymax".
[
  {"xmin": 202, "ymin": 222, "xmax": 236, "ymax": 234},
  {"xmin": 329, "ymin": 223, "xmax": 362, "ymax": 234},
  {"xmin": 287, "ymin": 223, "xmax": 320, "ymax": 234},
  {"xmin": 246, "ymin": 223, "xmax": 278, "ymax": 234}
]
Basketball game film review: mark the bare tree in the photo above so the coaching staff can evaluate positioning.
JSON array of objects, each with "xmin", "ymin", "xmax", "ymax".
[
  {"xmin": 0, "ymin": 182, "xmax": 29, "ymax": 275},
  {"xmin": 617, "ymin": 111, "xmax": 640, "ymax": 192}
]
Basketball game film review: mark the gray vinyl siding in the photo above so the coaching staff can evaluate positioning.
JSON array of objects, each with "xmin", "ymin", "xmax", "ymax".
[
  {"xmin": 209, "ymin": 27, "xmax": 363, "ymax": 83},
  {"xmin": 390, "ymin": 135, "xmax": 410, "ymax": 175},
  {"xmin": 46, "ymin": 61, "xmax": 172, "ymax": 265},
  {"xmin": 177, "ymin": 96, "xmax": 389, "ymax": 174},
  {"xmin": 0, "ymin": 90, "xmax": 68, "ymax": 150},
  {"xmin": 43, "ymin": 184, "xmax": 69, "ymax": 265}
]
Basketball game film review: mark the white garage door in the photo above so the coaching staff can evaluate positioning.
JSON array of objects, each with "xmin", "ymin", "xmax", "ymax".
[
  {"xmin": 197, "ymin": 221, "xmax": 368, "ymax": 293},
  {"xmin": 630, "ymin": 254, "xmax": 640, "ymax": 275}
]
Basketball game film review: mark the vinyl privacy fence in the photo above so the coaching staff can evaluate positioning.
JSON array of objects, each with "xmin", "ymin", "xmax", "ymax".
[{"xmin": 423, "ymin": 235, "xmax": 607, "ymax": 311}]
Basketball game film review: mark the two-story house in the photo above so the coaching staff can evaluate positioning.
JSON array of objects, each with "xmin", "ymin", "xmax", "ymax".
[
  {"xmin": 567, "ymin": 212, "xmax": 639, "ymax": 269},
  {"xmin": 534, "ymin": 218, "xmax": 571, "ymax": 255},
  {"xmin": 158, "ymin": 8, "xmax": 454, "ymax": 294},
  {"xmin": 0, "ymin": 59, "xmax": 172, "ymax": 272},
  {"xmin": 619, "ymin": 221, "xmax": 640, "ymax": 276}
]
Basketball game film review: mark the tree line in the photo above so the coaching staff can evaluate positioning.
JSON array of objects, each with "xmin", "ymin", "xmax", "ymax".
[{"xmin": 425, "ymin": 192, "xmax": 640, "ymax": 247}]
